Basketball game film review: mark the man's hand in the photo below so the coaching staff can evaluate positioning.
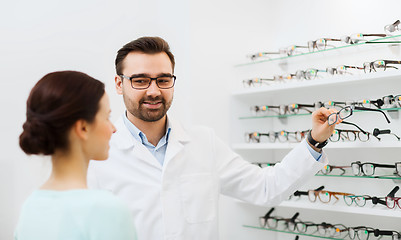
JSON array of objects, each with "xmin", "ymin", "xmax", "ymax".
[{"xmin": 311, "ymin": 107, "xmax": 341, "ymax": 143}]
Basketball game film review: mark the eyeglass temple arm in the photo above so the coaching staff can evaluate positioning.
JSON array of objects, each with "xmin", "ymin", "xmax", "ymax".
[
  {"xmin": 294, "ymin": 185, "xmax": 324, "ymax": 196},
  {"xmin": 340, "ymin": 121, "xmax": 367, "ymax": 134},
  {"xmin": 290, "ymin": 212, "xmax": 299, "ymax": 222},
  {"xmin": 371, "ymin": 196, "xmax": 386, "ymax": 206},
  {"xmin": 354, "ymin": 106, "xmax": 391, "ymax": 123},
  {"xmin": 361, "ymin": 33, "xmax": 387, "ymax": 37},
  {"xmin": 263, "ymin": 207, "xmax": 275, "ymax": 219},
  {"xmin": 387, "ymin": 186, "xmax": 400, "ymax": 197},
  {"xmin": 374, "ymin": 229, "xmax": 399, "ymax": 237},
  {"xmin": 373, "ymin": 163, "xmax": 396, "ymax": 168}
]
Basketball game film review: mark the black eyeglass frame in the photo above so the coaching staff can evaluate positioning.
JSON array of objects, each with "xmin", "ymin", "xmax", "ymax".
[{"xmin": 120, "ymin": 74, "xmax": 176, "ymax": 89}]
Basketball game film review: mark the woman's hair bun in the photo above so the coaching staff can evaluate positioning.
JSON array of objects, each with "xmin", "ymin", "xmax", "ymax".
[{"xmin": 19, "ymin": 112, "xmax": 57, "ymax": 155}]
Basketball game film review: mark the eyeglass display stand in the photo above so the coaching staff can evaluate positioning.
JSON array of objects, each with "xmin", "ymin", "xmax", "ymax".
[{"xmin": 230, "ymin": 37, "xmax": 401, "ymax": 239}]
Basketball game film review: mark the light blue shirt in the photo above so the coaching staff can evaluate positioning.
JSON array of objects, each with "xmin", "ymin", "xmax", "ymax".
[
  {"xmin": 305, "ymin": 141, "xmax": 322, "ymax": 161},
  {"xmin": 15, "ymin": 189, "xmax": 136, "ymax": 240},
  {"xmin": 123, "ymin": 113, "xmax": 171, "ymax": 166}
]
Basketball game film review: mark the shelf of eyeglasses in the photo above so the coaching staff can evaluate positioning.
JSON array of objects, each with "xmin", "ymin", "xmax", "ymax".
[
  {"xmin": 315, "ymin": 174, "xmax": 401, "ymax": 180},
  {"xmin": 279, "ymin": 200, "xmax": 401, "ymax": 219},
  {"xmin": 232, "ymin": 141, "xmax": 401, "ymax": 150},
  {"xmin": 238, "ymin": 107, "xmax": 401, "ymax": 120},
  {"xmin": 234, "ymin": 34, "xmax": 401, "ymax": 67},
  {"xmin": 242, "ymin": 225, "xmax": 346, "ymax": 240},
  {"xmin": 232, "ymin": 71, "xmax": 401, "ymax": 97}
]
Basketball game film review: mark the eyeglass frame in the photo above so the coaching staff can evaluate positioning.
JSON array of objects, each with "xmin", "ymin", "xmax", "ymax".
[
  {"xmin": 363, "ymin": 60, "xmax": 401, "ymax": 73},
  {"xmin": 327, "ymin": 105, "xmax": 391, "ymax": 126},
  {"xmin": 120, "ymin": 74, "xmax": 176, "ymax": 89}
]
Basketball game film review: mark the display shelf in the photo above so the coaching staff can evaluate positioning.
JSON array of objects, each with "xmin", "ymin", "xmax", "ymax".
[
  {"xmin": 239, "ymin": 107, "xmax": 401, "ymax": 120},
  {"xmin": 232, "ymin": 141, "xmax": 401, "ymax": 150},
  {"xmin": 278, "ymin": 200, "xmax": 401, "ymax": 218},
  {"xmin": 243, "ymin": 225, "xmax": 344, "ymax": 239},
  {"xmin": 235, "ymin": 199, "xmax": 401, "ymax": 219},
  {"xmin": 232, "ymin": 70, "xmax": 401, "ymax": 97},
  {"xmin": 315, "ymin": 174, "xmax": 401, "ymax": 180},
  {"xmin": 235, "ymin": 34, "xmax": 401, "ymax": 67}
]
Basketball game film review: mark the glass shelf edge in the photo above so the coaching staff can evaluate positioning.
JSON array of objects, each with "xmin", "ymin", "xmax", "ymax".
[
  {"xmin": 234, "ymin": 34, "xmax": 401, "ymax": 67},
  {"xmin": 243, "ymin": 225, "xmax": 343, "ymax": 239},
  {"xmin": 238, "ymin": 107, "xmax": 401, "ymax": 120}
]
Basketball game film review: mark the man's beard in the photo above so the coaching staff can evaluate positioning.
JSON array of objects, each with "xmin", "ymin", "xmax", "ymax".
[{"xmin": 125, "ymin": 95, "xmax": 172, "ymax": 122}]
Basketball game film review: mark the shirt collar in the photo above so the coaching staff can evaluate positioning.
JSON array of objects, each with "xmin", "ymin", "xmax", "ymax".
[{"xmin": 123, "ymin": 111, "xmax": 172, "ymax": 146}]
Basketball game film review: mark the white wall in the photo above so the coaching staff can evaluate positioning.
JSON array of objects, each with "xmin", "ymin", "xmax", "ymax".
[{"xmin": 1, "ymin": 0, "xmax": 400, "ymax": 239}]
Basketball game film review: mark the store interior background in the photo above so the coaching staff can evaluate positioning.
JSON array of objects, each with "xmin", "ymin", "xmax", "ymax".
[{"xmin": 1, "ymin": 0, "xmax": 400, "ymax": 239}]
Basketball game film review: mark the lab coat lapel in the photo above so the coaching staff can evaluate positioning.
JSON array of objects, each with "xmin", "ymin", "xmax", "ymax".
[
  {"xmin": 114, "ymin": 116, "xmax": 162, "ymax": 169},
  {"xmin": 163, "ymin": 117, "xmax": 190, "ymax": 168}
]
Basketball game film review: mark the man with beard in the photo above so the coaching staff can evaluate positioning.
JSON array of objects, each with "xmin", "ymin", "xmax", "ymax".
[{"xmin": 88, "ymin": 37, "xmax": 339, "ymax": 240}]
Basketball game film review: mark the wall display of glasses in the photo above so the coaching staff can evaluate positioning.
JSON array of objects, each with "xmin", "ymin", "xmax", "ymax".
[{"xmin": 230, "ymin": 20, "xmax": 401, "ymax": 239}]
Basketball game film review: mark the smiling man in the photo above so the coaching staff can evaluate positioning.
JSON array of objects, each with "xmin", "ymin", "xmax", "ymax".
[{"xmin": 88, "ymin": 36, "xmax": 338, "ymax": 240}]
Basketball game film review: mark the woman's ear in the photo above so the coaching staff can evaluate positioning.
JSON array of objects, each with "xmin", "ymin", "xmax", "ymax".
[{"xmin": 73, "ymin": 119, "xmax": 90, "ymax": 140}]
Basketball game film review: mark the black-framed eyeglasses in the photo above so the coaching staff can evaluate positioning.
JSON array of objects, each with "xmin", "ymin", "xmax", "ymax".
[
  {"xmin": 351, "ymin": 161, "xmax": 400, "ymax": 176},
  {"xmin": 363, "ymin": 60, "xmax": 401, "ymax": 73},
  {"xmin": 120, "ymin": 74, "xmax": 176, "ymax": 89},
  {"xmin": 348, "ymin": 226, "xmax": 376, "ymax": 240},
  {"xmin": 327, "ymin": 105, "xmax": 391, "ymax": 126},
  {"xmin": 329, "ymin": 129, "xmax": 380, "ymax": 142}
]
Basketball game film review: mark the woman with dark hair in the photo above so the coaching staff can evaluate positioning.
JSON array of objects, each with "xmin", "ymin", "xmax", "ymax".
[{"xmin": 15, "ymin": 71, "xmax": 136, "ymax": 239}]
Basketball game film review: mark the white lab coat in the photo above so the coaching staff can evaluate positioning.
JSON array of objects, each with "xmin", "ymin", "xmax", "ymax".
[{"xmin": 87, "ymin": 115, "xmax": 328, "ymax": 240}]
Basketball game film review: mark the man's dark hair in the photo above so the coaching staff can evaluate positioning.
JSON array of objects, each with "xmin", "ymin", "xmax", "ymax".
[{"xmin": 115, "ymin": 36, "xmax": 175, "ymax": 75}]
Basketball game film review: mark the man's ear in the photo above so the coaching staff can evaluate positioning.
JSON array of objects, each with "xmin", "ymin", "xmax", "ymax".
[
  {"xmin": 73, "ymin": 119, "xmax": 89, "ymax": 140},
  {"xmin": 115, "ymin": 75, "xmax": 123, "ymax": 95}
]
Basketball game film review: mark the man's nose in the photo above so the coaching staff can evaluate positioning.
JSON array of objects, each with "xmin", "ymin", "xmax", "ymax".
[{"xmin": 146, "ymin": 80, "xmax": 161, "ymax": 96}]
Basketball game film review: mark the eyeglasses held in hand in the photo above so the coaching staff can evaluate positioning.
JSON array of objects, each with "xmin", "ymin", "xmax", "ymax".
[
  {"xmin": 327, "ymin": 105, "xmax": 391, "ymax": 126},
  {"xmin": 120, "ymin": 74, "xmax": 176, "ymax": 89},
  {"xmin": 363, "ymin": 60, "xmax": 401, "ymax": 73}
]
